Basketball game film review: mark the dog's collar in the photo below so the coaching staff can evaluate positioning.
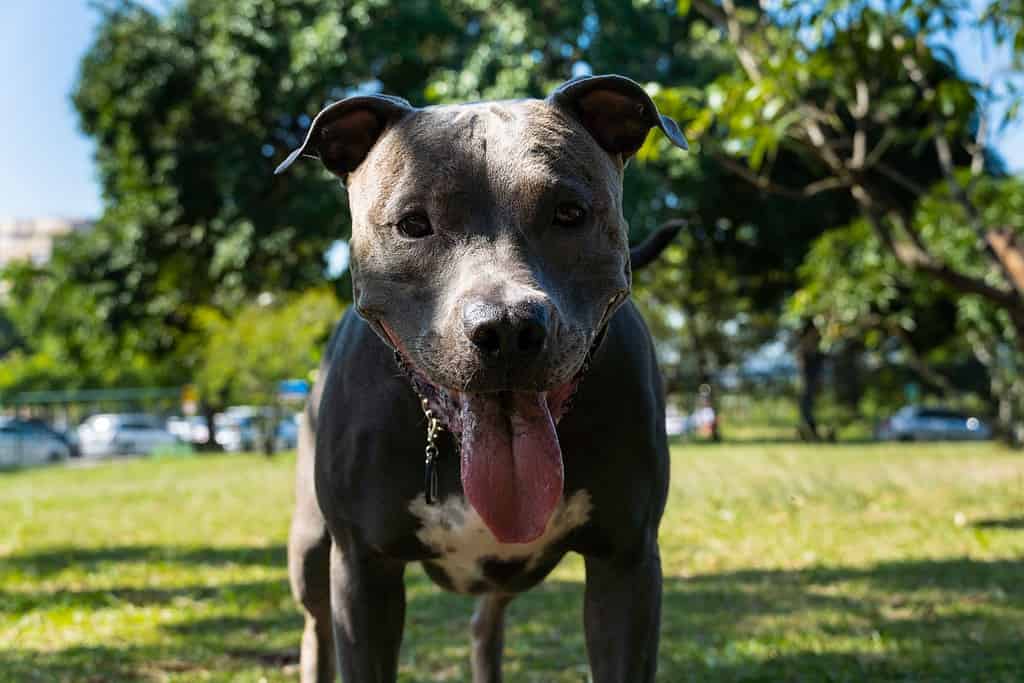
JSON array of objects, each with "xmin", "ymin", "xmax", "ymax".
[{"xmin": 418, "ymin": 394, "xmax": 444, "ymax": 504}]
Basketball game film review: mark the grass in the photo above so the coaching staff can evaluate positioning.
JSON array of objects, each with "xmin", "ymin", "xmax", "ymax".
[{"xmin": 2, "ymin": 441, "xmax": 1023, "ymax": 682}]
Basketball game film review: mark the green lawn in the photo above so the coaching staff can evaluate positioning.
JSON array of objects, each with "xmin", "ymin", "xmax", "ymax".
[{"xmin": 2, "ymin": 442, "xmax": 1023, "ymax": 682}]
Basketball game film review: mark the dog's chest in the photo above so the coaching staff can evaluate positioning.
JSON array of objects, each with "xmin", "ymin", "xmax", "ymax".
[{"xmin": 408, "ymin": 490, "xmax": 592, "ymax": 594}]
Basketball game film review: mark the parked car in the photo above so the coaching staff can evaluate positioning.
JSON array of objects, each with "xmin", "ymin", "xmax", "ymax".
[
  {"xmin": 0, "ymin": 418, "xmax": 72, "ymax": 467},
  {"xmin": 665, "ymin": 405, "xmax": 718, "ymax": 438},
  {"xmin": 20, "ymin": 418, "xmax": 80, "ymax": 457},
  {"xmin": 876, "ymin": 406, "xmax": 992, "ymax": 442},
  {"xmin": 78, "ymin": 413, "xmax": 180, "ymax": 457},
  {"xmin": 274, "ymin": 413, "xmax": 301, "ymax": 451},
  {"xmin": 213, "ymin": 411, "xmax": 261, "ymax": 452},
  {"xmin": 665, "ymin": 413, "xmax": 690, "ymax": 437},
  {"xmin": 167, "ymin": 416, "xmax": 211, "ymax": 447}
]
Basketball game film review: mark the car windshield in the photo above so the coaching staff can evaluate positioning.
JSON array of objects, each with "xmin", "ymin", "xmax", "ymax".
[
  {"xmin": 0, "ymin": 420, "xmax": 54, "ymax": 435},
  {"xmin": 88, "ymin": 415, "xmax": 161, "ymax": 431},
  {"xmin": 918, "ymin": 409, "xmax": 967, "ymax": 420},
  {"xmin": 119, "ymin": 417, "xmax": 162, "ymax": 430}
]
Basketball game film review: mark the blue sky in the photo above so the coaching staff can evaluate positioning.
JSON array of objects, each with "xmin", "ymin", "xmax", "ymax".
[
  {"xmin": 1, "ymin": 2, "xmax": 104, "ymax": 219},
  {"xmin": 1, "ymin": 2, "xmax": 1022, "ymax": 221}
]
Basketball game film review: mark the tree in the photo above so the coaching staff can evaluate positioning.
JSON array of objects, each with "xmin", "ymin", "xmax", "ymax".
[
  {"xmin": 71, "ymin": 0, "xmax": 481, "ymax": 342},
  {"xmin": 0, "ymin": 310, "xmax": 18, "ymax": 359},
  {"xmin": 193, "ymin": 288, "xmax": 341, "ymax": 409},
  {"xmin": 436, "ymin": 2, "xmax": 864, "ymax": 410},
  {"xmin": 681, "ymin": 0, "xmax": 1024, "ymax": 440},
  {"xmin": 65, "ymin": 0, "xmax": 842, "ymax": 416},
  {"xmin": 17, "ymin": 0, "xmax": 971, "ymax": 441},
  {"xmin": 0, "ymin": 238, "xmax": 180, "ymax": 398},
  {"xmin": 787, "ymin": 218, "xmax": 990, "ymax": 424}
]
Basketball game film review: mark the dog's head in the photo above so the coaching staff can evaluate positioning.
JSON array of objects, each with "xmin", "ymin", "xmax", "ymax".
[{"xmin": 279, "ymin": 75, "xmax": 687, "ymax": 542}]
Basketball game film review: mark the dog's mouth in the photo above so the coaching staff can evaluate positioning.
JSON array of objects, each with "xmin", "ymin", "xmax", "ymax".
[{"xmin": 381, "ymin": 324, "xmax": 593, "ymax": 545}]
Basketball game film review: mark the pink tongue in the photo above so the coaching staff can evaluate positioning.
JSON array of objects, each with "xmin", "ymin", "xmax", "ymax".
[{"xmin": 460, "ymin": 392, "xmax": 564, "ymax": 544}]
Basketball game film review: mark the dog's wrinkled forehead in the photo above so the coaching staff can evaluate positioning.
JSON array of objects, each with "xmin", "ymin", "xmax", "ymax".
[{"xmin": 349, "ymin": 101, "xmax": 616, "ymax": 215}]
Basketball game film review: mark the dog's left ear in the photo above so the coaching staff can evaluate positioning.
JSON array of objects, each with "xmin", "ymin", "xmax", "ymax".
[{"xmin": 549, "ymin": 74, "xmax": 688, "ymax": 161}]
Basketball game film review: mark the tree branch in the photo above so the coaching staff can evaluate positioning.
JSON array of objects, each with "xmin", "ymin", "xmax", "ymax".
[
  {"xmin": 850, "ymin": 79, "xmax": 870, "ymax": 169},
  {"xmin": 863, "ymin": 128, "xmax": 897, "ymax": 169},
  {"xmin": 892, "ymin": 324, "xmax": 958, "ymax": 397},
  {"xmin": 970, "ymin": 109, "xmax": 988, "ymax": 176},
  {"xmin": 874, "ymin": 161, "xmax": 928, "ymax": 197},
  {"xmin": 862, "ymin": 209, "xmax": 1020, "ymax": 309},
  {"xmin": 902, "ymin": 50, "xmax": 1024, "ymax": 301},
  {"xmin": 987, "ymin": 229, "xmax": 1024, "ymax": 296},
  {"xmin": 695, "ymin": 2, "xmax": 1024, "ymax": 320},
  {"xmin": 692, "ymin": 0, "xmax": 762, "ymax": 82},
  {"xmin": 711, "ymin": 151, "xmax": 847, "ymax": 199}
]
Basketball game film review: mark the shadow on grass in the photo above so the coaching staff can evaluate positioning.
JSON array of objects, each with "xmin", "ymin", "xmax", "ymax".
[
  {"xmin": 2, "ymin": 553, "xmax": 1022, "ymax": 682},
  {"xmin": 399, "ymin": 556, "xmax": 1024, "ymax": 681},
  {"xmin": 0, "ymin": 579, "xmax": 285, "ymax": 616},
  {"xmin": 0, "ymin": 640, "xmax": 300, "ymax": 683},
  {"xmin": 0, "ymin": 644, "xmax": 157, "ymax": 683},
  {"xmin": 1, "ymin": 543, "xmax": 286, "ymax": 577},
  {"xmin": 0, "ymin": 577, "xmax": 304, "ymax": 683},
  {"xmin": 667, "ymin": 435, "xmax": 880, "ymax": 448},
  {"xmin": 972, "ymin": 516, "xmax": 1024, "ymax": 530}
]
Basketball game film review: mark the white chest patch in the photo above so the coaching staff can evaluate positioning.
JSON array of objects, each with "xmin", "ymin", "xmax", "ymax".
[{"xmin": 409, "ymin": 490, "xmax": 592, "ymax": 593}]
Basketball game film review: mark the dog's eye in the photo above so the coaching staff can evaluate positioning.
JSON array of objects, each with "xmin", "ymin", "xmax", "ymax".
[
  {"xmin": 553, "ymin": 203, "xmax": 587, "ymax": 228},
  {"xmin": 396, "ymin": 213, "xmax": 433, "ymax": 239}
]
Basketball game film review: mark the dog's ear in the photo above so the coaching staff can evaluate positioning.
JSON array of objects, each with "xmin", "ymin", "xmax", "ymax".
[
  {"xmin": 275, "ymin": 94, "xmax": 415, "ymax": 176},
  {"xmin": 548, "ymin": 74, "xmax": 688, "ymax": 161}
]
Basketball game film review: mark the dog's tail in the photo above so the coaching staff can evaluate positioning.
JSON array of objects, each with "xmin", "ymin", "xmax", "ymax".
[{"xmin": 630, "ymin": 219, "xmax": 687, "ymax": 270}]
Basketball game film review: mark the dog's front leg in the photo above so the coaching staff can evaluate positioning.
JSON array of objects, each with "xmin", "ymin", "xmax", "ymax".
[
  {"xmin": 329, "ymin": 539, "xmax": 406, "ymax": 683},
  {"xmin": 582, "ymin": 542, "xmax": 662, "ymax": 683}
]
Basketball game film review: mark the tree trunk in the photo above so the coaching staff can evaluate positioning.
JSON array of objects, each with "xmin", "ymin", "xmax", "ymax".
[
  {"xmin": 263, "ymin": 402, "xmax": 280, "ymax": 457},
  {"xmin": 998, "ymin": 371, "xmax": 1024, "ymax": 448},
  {"xmin": 691, "ymin": 334, "xmax": 722, "ymax": 442},
  {"xmin": 200, "ymin": 403, "xmax": 221, "ymax": 452},
  {"xmin": 796, "ymin": 322, "xmax": 825, "ymax": 442}
]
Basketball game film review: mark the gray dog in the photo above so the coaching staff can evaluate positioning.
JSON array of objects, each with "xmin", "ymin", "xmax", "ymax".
[{"xmin": 276, "ymin": 74, "xmax": 688, "ymax": 683}]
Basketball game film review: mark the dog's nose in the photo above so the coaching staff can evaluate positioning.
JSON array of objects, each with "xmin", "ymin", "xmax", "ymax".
[{"xmin": 463, "ymin": 300, "xmax": 548, "ymax": 361}]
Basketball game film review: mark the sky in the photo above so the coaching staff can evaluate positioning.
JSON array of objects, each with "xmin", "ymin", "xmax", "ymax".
[
  {"xmin": 1, "ymin": 2, "xmax": 104, "ymax": 220},
  {"xmin": 1, "ymin": 2, "xmax": 1023, "ymax": 221}
]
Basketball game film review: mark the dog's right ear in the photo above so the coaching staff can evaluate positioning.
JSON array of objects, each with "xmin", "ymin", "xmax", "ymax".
[{"xmin": 274, "ymin": 94, "xmax": 415, "ymax": 176}]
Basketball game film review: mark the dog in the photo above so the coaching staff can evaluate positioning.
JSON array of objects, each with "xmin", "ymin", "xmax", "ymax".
[{"xmin": 276, "ymin": 74, "xmax": 688, "ymax": 683}]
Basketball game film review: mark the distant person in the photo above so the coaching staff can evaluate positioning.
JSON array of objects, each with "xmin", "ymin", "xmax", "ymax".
[{"xmin": 695, "ymin": 383, "xmax": 721, "ymax": 442}]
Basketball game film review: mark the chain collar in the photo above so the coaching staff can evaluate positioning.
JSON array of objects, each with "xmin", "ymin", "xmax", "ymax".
[
  {"xmin": 394, "ymin": 348, "xmax": 448, "ymax": 505},
  {"xmin": 420, "ymin": 397, "xmax": 443, "ymax": 504}
]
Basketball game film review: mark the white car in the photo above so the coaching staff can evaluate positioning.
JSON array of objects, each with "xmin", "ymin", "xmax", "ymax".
[
  {"xmin": 78, "ymin": 413, "xmax": 180, "ymax": 457},
  {"xmin": 167, "ymin": 416, "xmax": 211, "ymax": 447},
  {"xmin": 0, "ymin": 418, "xmax": 72, "ymax": 467},
  {"xmin": 213, "ymin": 412, "xmax": 261, "ymax": 452},
  {"xmin": 876, "ymin": 406, "xmax": 993, "ymax": 442}
]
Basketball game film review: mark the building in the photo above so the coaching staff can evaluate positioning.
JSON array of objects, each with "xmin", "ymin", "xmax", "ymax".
[{"xmin": 0, "ymin": 218, "xmax": 92, "ymax": 268}]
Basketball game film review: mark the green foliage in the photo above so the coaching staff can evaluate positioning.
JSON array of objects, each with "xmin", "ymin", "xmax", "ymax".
[
  {"xmin": 193, "ymin": 288, "xmax": 341, "ymax": 407},
  {"xmin": 7, "ymin": 0, "xmax": 1021, "ymax": 434},
  {"xmin": 634, "ymin": 226, "xmax": 780, "ymax": 388},
  {"xmin": 675, "ymin": 0, "xmax": 1024, "ymax": 436},
  {"xmin": 54, "ymin": 0, "xmax": 835, "ymax": 405},
  {"xmin": 73, "ymin": 0, "xmax": 473, "ymax": 312},
  {"xmin": 0, "ymin": 234, "xmax": 182, "ymax": 397}
]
